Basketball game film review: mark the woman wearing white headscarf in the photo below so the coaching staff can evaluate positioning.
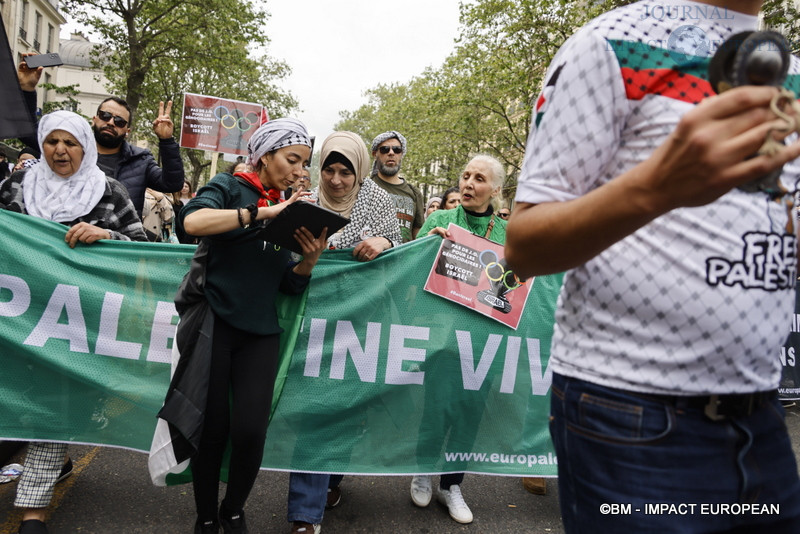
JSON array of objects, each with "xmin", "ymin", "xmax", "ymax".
[
  {"xmin": 0, "ymin": 110, "xmax": 146, "ymax": 534},
  {"xmin": 286, "ymin": 131, "xmax": 401, "ymax": 534},
  {"xmin": 164, "ymin": 118, "xmax": 328, "ymax": 534},
  {"xmin": 0, "ymin": 110, "xmax": 146, "ymax": 243}
]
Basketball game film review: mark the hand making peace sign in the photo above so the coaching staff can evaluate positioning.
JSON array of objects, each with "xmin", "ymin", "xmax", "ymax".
[{"xmin": 152, "ymin": 100, "xmax": 174, "ymax": 140}]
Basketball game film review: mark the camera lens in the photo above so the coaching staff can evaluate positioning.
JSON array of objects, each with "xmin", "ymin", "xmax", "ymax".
[{"xmin": 745, "ymin": 48, "xmax": 785, "ymax": 86}]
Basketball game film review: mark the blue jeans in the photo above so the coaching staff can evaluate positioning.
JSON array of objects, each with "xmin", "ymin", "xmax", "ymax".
[
  {"xmin": 287, "ymin": 473, "xmax": 343, "ymax": 524},
  {"xmin": 550, "ymin": 373, "xmax": 800, "ymax": 534}
]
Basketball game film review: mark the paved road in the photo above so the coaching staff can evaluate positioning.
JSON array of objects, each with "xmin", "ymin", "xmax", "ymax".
[
  {"xmin": 2, "ymin": 404, "xmax": 799, "ymax": 533},
  {"xmin": 0, "ymin": 448, "xmax": 563, "ymax": 533}
]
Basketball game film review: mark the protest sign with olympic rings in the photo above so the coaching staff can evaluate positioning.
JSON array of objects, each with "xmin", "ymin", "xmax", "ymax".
[
  {"xmin": 179, "ymin": 92, "xmax": 267, "ymax": 156},
  {"xmin": 424, "ymin": 224, "xmax": 532, "ymax": 329}
]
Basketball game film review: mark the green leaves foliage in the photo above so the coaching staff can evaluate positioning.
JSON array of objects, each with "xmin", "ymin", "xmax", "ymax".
[
  {"xmin": 61, "ymin": 0, "xmax": 297, "ymax": 185},
  {"xmin": 761, "ymin": 0, "xmax": 800, "ymax": 53},
  {"xmin": 40, "ymin": 83, "xmax": 82, "ymax": 115},
  {"xmin": 336, "ymin": 0, "xmax": 629, "ymax": 201}
]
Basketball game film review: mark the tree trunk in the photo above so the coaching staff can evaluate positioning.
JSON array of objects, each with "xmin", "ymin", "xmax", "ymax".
[{"xmin": 187, "ymin": 150, "xmax": 211, "ymax": 190}]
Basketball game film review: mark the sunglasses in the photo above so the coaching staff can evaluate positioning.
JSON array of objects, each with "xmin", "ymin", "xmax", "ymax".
[
  {"xmin": 97, "ymin": 110, "xmax": 129, "ymax": 128},
  {"xmin": 378, "ymin": 145, "xmax": 403, "ymax": 155},
  {"xmin": 498, "ymin": 212, "xmax": 510, "ymax": 219}
]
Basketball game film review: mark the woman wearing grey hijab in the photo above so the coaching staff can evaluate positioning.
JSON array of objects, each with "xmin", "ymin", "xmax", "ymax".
[{"xmin": 175, "ymin": 118, "xmax": 328, "ymax": 534}]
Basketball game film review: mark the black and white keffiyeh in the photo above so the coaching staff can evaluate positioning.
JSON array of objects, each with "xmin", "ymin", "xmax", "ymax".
[
  {"xmin": 370, "ymin": 130, "xmax": 407, "ymax": 153},
  {"xmin": 23, "ymin": 110, "xmax": 106, "ymax": 222},
  {"xmin": 246, "ymin": 118, "xmax": 312, "ymax": 168}
]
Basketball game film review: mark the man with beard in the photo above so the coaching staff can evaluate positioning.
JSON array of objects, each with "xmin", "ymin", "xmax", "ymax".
[
  {"xmin": 17, "ymin": 64, "xmax": 185, "ymax": 217},
  {"xmin": 92, "ymin": 97, "xmax": 184, "ymax": 216},
  {"xmin": 369, "ymin": 131, "xmax": 424, "ymax": 243}
]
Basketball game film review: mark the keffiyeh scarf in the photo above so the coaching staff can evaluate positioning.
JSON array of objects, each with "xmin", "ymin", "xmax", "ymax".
[{"xmin": 246, "ymin": 118, "xmax": 312, "ymax": 169}]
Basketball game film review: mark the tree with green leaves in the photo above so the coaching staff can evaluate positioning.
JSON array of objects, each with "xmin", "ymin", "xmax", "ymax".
[
  {"xmin": 336, "ymin": 0, "xmax": 630, "ymax": 201},
  {"xmin": 61, "ymin": 0, "xmax": 297, "ymax": 188},
  {"xmin": 40, "ymin": 83, "xmax": 82, "ymax": 115},
  {"xmin": 761, "ymin": 0, "xmax": 800, "ymax": 53}
]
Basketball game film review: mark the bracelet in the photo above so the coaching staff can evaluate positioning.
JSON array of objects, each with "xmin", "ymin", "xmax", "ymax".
[
  {"xmin": 245, "ymin": 203, "xmax": 259, "ymax": 228},
  {"xmin": 236, "ymin": 207, "xmax": 245, "ymax": 228}
]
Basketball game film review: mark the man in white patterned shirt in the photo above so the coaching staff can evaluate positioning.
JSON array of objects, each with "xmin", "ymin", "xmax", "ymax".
[{"xmin": 506, "ymin": 1, "xmax": 800, "ymax": 532}]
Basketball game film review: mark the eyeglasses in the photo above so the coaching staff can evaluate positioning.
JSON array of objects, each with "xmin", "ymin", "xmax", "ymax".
[
  {"xmin": 97, "ymin": 110, "xmax": 129, "ymax": 128},
  {"xmin": 498, "ymin": 211, "xmax": 511, "ymax": 219},
  {"xmin": 378, "ymin": 145, "xmax": 403, "ymax": 155}
]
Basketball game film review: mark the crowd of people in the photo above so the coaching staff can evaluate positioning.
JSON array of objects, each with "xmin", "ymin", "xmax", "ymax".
[
  {"xmin": 3, "ymin": 56, "xmax": 528, "ymax": 534},
  {"xmin": 6, "ymin": 0, "xmax": 800, "ymax": 532}
]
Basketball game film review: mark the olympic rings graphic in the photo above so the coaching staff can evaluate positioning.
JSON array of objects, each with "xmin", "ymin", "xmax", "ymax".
[
  {"xmin": 485, "ymin": 262, "xmax": 505, "ymax": 282},
  {"xmin": 213, "ymin": 105, "xmax": 260, "ymax": 132},
  {"xmin": 502, "ymin": 269, "xmax": 523, "ymax": 291},
  {"xmin": 213, "ymin": 105, "xmax": 229, "ymax": 120},
  {"xmin": 478, "ymin": 249, "xmax": 524, "ymax": 291},
  {"xmin": 220, "ymin": 114, "xmax": 238, "ymax": 129},
  {"xmin": 244, "ymin": 111, "xmax": 260, "ymax": 125},
  {"xmin": 478, "ymin": 249, "xmax": 498, "ymax": 267}
]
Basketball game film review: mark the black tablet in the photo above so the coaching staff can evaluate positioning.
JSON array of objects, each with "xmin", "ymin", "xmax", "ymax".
[{"xmin": 257, "ymin": 201, "xmax": 349, "ymax": 254}]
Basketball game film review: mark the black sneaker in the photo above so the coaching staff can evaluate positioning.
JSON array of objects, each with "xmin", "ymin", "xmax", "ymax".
[
  {"xmin": 219, "ymin": 504, "xmax": 247, "ymax": 534},
  {"xmin": 194, "ymin": 518, "xmax": 219, "ymax": 534},
  {"xmin": 55, "ymin": 458, "xmax": 73, "ymax": 484},
  {"xmin": 18, "ymin": 519, "xmax": 48, "ymax": 534},
  {"xmin": 326, "ymin": 486, "xmax": 341, "ymax": 509}
]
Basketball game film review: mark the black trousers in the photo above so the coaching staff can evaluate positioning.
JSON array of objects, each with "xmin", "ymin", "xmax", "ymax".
[{"xmin": 192, "ymin": 316, "xmax": 280, "ymax": 519}]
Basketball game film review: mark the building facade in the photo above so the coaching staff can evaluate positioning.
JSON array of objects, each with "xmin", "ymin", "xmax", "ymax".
[
  {"xmin": 57, "ymin": 32, "xmax": 112, "ymax": 117},
  {"xmin": 3, "ymin": 0, "xmax": 65, "ymax": 106}
]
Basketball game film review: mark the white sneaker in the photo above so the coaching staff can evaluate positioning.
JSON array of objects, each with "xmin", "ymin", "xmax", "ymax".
[
  {"xmin": 438, "ymin": 484, "xmax": 473, "ymax": 524},
  {"xmin": 410, "ymin": 475, "xmax": 432, "ymax": 507},
  {"xmin": 291, "ymin": 521, "xmax": 321, "ymax": 534}
]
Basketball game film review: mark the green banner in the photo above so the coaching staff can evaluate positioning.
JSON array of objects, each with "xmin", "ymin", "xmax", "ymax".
[{"xmin": 0, "ymin": 209, "xmax": 562, "ymax": 476}]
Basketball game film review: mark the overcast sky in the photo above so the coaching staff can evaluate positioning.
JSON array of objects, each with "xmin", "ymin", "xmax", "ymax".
[{"xmin": 264, "ymin": 0, "xmax": 463, "ymax": 143}]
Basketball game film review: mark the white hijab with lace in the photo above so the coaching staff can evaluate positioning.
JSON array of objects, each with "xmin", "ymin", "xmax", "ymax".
[{"xmin": 23, "ymin": 110, "xmax": 106, "ymax": 222}]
